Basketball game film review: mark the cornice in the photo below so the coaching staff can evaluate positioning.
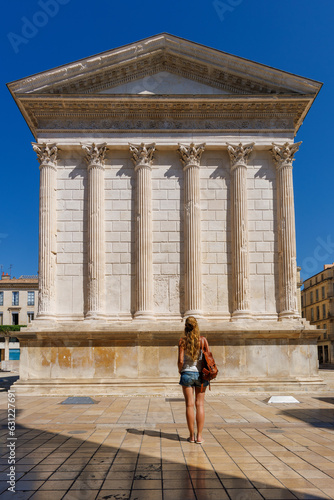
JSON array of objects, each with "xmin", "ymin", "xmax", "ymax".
[{"xmin": 8, "ymin": 33, "xmax": 322, "ymax": 97}]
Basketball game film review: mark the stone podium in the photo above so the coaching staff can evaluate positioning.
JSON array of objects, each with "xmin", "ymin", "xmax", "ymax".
[{"xmin": 8, "ymin": 34, "xmax": 324, "ymax": 394}]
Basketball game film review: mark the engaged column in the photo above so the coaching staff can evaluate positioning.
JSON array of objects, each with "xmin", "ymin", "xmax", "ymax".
[
  {"xmin": 227, "ymin": 142, "xmax": 254, "ymax": 320},
  {"xmin": 83, "ymin": 143, "xmax": 107, "ymax": 319},
  {"xmin": 178, "ymin": 143, "xmax": 205, "ymax": 317},
  {"xmin": 272, "ymin": 142, "xmax": 301, "ymax": 319},
  {"xmin": 130, "ymin": 143, "xmax": 156, "ymax": 319},
  {"xmin": 32, "ymin": 143, "xmax": 58, "ymax": 319}
]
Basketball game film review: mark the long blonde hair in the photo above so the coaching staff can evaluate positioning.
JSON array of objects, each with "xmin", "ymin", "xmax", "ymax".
[{"xmin": 180, "ymin": 316, "xmax": 200, "ymax": 361}]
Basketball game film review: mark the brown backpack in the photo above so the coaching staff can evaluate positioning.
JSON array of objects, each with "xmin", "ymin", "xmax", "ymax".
[{"xmin": 200, "ymin": 337, "xmax": 218, "ymax": 391}]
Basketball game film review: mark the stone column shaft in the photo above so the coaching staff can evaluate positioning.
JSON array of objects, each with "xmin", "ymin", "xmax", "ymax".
[
  {"xmin": 272, "ymin": 142, "xmax": 301, "ymax": 319},
  {"xmin": 4, "ymin": 337, "xmax": 9, "ymax": 361},
  {"xmin": 178, "ymin": 143, "xmax": 205, "ymax": 317},
  {"xmin": 227, "ymin": 143, "xmax": 254, "ymax": 320},
  {"xmin": 184, "ymin": 165, "xmax": 202, "ymax": 315},
  {"xmin": 130, "ymin": 143, "xmax": 155, "ymax": 319},
  {"xmin": 84, "ymin": 143, "xmax": 107, "ymax": 319},
  {"xmin": 33, "ymin": 143, "xmax": 57, "ymax": 319}
]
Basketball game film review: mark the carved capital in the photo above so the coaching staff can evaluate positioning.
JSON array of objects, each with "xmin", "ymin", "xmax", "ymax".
[
  {"xmin": 178, "ymin": 143, "xmax": 205, "ymax": 169},
  {"xmin": 129, "ymin": 143, "xmax": 156, "ymax": 169},
  {"xmin": 271, "ymin": 142, "xmax": 302, "ymax": 168},
  {"xmin": 32, "ymin": 143, "xmax": 58, "ymax": 167},
  {"xmin": 227, "ymin": 143, "xmax": 254, "ymax": 169},
  {"xmin": 83, "ymin": 143, "xmax": 107, "ymax": 168}
]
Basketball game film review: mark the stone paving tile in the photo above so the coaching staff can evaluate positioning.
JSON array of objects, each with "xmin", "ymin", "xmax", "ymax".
[
  {"xmin": 96, "ymin": 491, "xmax": 130, "ymax": 500},
  {"xmin": 258, "ymin": 488, "xmax": 298, "ymax": 499},
  {"xmin": 2, "ymin": 393, "xmax": 334, "ymax": 499}
]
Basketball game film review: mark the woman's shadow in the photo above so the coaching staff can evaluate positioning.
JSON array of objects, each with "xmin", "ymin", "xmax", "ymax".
[{"xmin": 127, "ymin": 428, "xmax": 187, "ymax": 442}]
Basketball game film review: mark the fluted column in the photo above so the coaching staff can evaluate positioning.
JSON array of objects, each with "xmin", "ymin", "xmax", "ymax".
[
  {"xmin": 227, "ymin": 143, "xmax": 254, "ymax": 320},
  {"xmin": 272, "ymin": 142, "xmax": 301, "ymax": 319},
  {"xmin": 178, "ymin": 143, "xmax": 205, "ymax": 317},
  {"xmin": 83, "ymin": 143, "xmax": 107, "ymax": 319},
  {"xmin": 32, "ymin": 143, "xmax": 58, "ymax": 319},
  {"xmin": 130, "ymin": 143, "xmax": 155, "ymax": 319}
]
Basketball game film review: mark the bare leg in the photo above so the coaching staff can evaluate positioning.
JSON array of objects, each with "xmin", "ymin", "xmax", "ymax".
[
  {"xmin": 195, "ymin": 386, "xmax": 206, "ymax": 442},
  {"xmin": 182, "ymin": 386, "xmax": 195, "ymax": 441}
]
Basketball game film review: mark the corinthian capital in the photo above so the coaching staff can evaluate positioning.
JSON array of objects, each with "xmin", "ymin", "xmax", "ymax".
[
  {"xmin": 178, "ymin": 143, "xmax": 205, "ymax": 169},
  {"xmin": 83, "ymin": 143, "xmax": 107, "ymax": 168},
  {"xmin": 129, "ymin": 143, "xmax": 156, "ymax": 169},
  {"xmin": 32, "ymin": 143, "xmax": 58, "ymax": 166},
  {"xmin": 271, "ymin": 142, "xmax": 302, "ymax": 168},
  {"xmin": 227, "ymin": 143, "xmax": 254, "ymax": 169}
]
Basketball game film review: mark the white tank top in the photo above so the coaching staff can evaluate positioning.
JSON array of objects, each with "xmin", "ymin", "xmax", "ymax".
[{"xmin": 181, "ymin": 348, "xmax": 203, "ymax": 373}]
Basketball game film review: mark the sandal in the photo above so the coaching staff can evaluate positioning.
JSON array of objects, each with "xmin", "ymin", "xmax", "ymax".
[
  {"xmin": 196, "ymin": 439, "xmax": 205, "ymax": 444},
  {"xmin": 187, "ymin": 437, "xmax": 196, "ymax": 443}
]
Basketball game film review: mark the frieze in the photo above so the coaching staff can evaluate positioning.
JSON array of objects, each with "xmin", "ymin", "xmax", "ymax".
[{"xmin": 36, "ymin": 117, "xmax": 294, "ymax": 131}]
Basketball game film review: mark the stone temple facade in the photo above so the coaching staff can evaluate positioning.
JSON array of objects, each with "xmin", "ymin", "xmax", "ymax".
[{"xmin": 8, "ymin": 34, "xmax": 324, "ymax": 394}]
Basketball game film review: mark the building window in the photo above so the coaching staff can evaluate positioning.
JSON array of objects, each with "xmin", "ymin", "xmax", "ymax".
[
  {"xmin": 11, "ymin": 313, "xmax": 19, "ymax": 325},
  {"xmin": 0, "ymin": 313, "xmax": 3, "ymax": 325},
  {"xmin": 316, "ymin": 306, "xmax": 320, "ymax": 320},
  {"xmin": 9, "ymin": 349, "xmax": 20, "ymax": 361},
  {"xmin": 27, "ymin": 312, "xmax": 34, "ymax": 323},
  {"xmin": 27, "ymin": 291, "xmax": 35, "ymax": 306},
  {"xmin": 323, "ymin": 304, "xmax": 326, "ymax": 319},
  {"xmin": 316, "ymin": 289, "xmax": 319, "ymax": 301},
  {"xmin": 12, "ymin": 292, "xmax": 19, "ymax": 306},
  {"xmin": 324, "ymin": 332, "xmax": 327, "ymax": 339},
  {"xmin": 0, "ymin": 291, "xmax": 3, "ymax": 306},
  {"xmin": 311, "ymin": 308, "xmax": 314, "ymax": 321},
  {"xmin": 310, "ymin": 279, "xmax": 313, "ymax": 286},
  {"xmin": 321, "ymin": 274, "xmax": 324, "ymax": 281},
  {"xmin": 310, "ymin": 291, "xmax": 313, "ymax": 304},
  {"xmin": 322, "ymin": 286, "xmax": 325, "ymax": 299},
  {"xmin": 301, "ymin": 296, "xmax": 303, "ymax": 308}
]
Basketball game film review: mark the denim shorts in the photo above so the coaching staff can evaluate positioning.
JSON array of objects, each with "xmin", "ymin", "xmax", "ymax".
[{"xmin": 179, "ymin": 371, "xmax": 209, "ymax": 388}]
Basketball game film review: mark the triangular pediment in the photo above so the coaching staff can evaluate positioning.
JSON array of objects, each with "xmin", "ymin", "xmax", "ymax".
[{"xmin": 8, "ymin": 33, "xmax": 322, "ymax": 98}]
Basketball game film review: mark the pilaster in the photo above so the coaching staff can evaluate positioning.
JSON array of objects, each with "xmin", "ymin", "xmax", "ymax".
[
  {"xmin": 32, "ymin": 143, "xmax": 58, "ymax": 319},
  {"xmin": 272, "ymin": 142, "xmax": 301, "ymax": 319},
  {"xmin": 227, "ymin": 143, "xmax": 254, "ymax": 320},
  {"xmin": 83, "ymin": 143, "xmax": 107, "ymax": 319},
  {"xmin": 130, "ymin": 143, "xmax": 156, "ymax": 319},
  {"xmin": 178, "ymin": 143, "xmax": 205, "ymax": 317}
]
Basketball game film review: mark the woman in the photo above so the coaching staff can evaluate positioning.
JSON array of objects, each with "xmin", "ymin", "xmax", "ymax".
[{"xmin": 178, "ymin": 316, "xmax": 209, "ymax": 444}]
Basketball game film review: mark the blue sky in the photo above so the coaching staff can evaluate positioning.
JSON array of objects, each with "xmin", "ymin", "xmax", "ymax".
[{"xmin": 1, "ymin": 0, "xmax": 333, "ymax": 281}]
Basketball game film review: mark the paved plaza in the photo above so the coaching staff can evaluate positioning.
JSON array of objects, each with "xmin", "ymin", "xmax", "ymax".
[{"xmin": 1, "ymin": 376, "xmax": 334, "ymax": 500}]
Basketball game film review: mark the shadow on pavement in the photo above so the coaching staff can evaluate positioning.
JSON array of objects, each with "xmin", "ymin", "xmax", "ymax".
[
  {"xmin": 0, "ymin": 374, "xmax": 19, "ymax": 392},
  {"xmin": 279, "ymin": 406, "xmax": 334, "ymax": 428},
  {"xmin": 0, "ymin": 419, "xmax": 330, "ymax": 500}
]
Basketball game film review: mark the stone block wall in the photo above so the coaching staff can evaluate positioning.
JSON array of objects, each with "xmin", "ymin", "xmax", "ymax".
[{"xmin": 55, "ymin": 148, "xmax": 278, "ymax": 320}]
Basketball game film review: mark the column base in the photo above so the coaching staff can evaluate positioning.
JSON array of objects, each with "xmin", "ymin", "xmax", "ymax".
[
  {"xmin": 183, "ymin": 310, "xmax": 203, "ymax": 319},
  {"xmin": 134, "ymin": 311, "xmax": 155, "ymax": 320},
  {"xmin": 279, "ymin": 311, "xmax": 301, "ymax": 320},
  {"xmin": 36, "ymin": 313, "xmax": 56, "ymax": 321},
  {"xmin": 231, "ymin": 310, "xmax": 253, "ymax": 321},
  {"xmin": 85, "ymin": 312, "xmax": 107, "ymax": 320}
]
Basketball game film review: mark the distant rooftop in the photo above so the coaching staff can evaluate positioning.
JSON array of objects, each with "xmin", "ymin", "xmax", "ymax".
[{"xmin": 0, "ymin": 272, "xmax": 38, "ymax": 282}]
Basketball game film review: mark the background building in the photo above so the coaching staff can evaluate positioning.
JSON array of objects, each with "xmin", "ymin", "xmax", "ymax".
[
  {"xmin": 0, "ymin": 273, "xmax": 38, "ymax": 370},
  {"xmin": 301, "ymin": 263, "xmax": 334, "ymax": 364}
]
